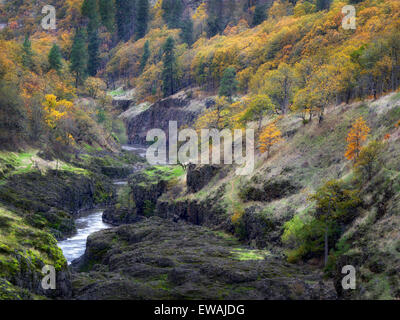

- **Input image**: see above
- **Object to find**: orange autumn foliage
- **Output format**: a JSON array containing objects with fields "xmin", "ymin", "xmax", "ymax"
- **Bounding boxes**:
[
  {"xmin": 259, "ymin": 122, "xmax": 283, "ymax": 158},
  {"xmin": 345, "ymin": 117, "xmax": 370, "ymax": 161}
]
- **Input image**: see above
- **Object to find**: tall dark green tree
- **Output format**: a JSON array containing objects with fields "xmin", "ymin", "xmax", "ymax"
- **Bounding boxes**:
[
  {"xmin": 82, "ymin": 0, "xmax": 101, "ymax": 76},
  {"xmin": 99, "ymin": 0, "xmax": 116, "ymax": 31},
  {"xmin": 206, "ymin": 0, "xmax": 224, "ymax": 37},
  {"xmin": 116, "ymin": 0, "xmax": 136, "ymax": 41},
  {"xmin": 161, "ymin": 37, "xmax": 178, "ymax": 97},
  {"xmin": 22, "ymin": 35, "xmax": 34, "ymax": 69},
  {"xmin": 316, "ymin": 0, "xmax": 332, "ymax": 11},
  {"xmin": 135, "ymin": 0, "xmax": 149, "ymax": 40},
  {"xmin": 82, "ymin": 0, "xmax": 97, "ymax": 19},
  {"xmin": 48, "ymin": 43, "xmax": 62, "ymax": 72},
  {"xmin": 140, "ymin": 40, "xmax": 150, "ymax": 73},
  {"xmin": 162, "ymin": 0, "xmax": 183, "ymax": 29},
  {"xmin": 70, "ymin": 29, "xmax": 88, "ymax": 87},
  {"xmin": 180, "ymin": 18, "xmax": 193, "ymax": 46},
  {"xmin": 87, "ymin": 18, "xmax": 101, "ymax": 76},
  {"xmin": 219, "ymin": 67, "xmax": 238, "ymax": 100},
  {"xmin": 252, "ymin": 4, "xmax": 267, "ymax": 27}
]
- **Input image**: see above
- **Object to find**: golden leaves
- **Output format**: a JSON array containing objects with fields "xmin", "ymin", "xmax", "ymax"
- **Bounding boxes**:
[
  {"xmin": 42, "ymin": 94, "xmax": 73, "ymax": 129},
  {"xmin": 345, "ymin": 117, "xmax": 370, "ymax": 161},
  {"xmin": 259, "ymin": 122, "xmax": 283, "ymax": 158}
]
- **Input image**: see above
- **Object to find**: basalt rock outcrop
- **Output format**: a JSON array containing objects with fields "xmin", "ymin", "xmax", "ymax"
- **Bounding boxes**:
[
  {"xmin": 71, "ymin": 217, "xmax": 336, "ymax": 300},
  {"xmin": 187, "ymin": 164, "xmax": 222, "ymax": 193},
  {"xmin": 0, "ymin": 171, "xmax": 114, "ymax": 216},
  {"xmin": 123, "ymin": 90, "xmax": 207, "ymax": 145},
  {"xmin": 102, "ymin": 166, "xmax": 183, "ymax": 225},
  {"xmin": 239, "ymin": 175, "xmax": 302, "ymax": 203}
]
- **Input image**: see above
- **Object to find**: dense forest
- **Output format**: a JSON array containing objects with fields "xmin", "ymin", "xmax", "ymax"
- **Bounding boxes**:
[
  {"xmin": 0, "ymin": 0, "xmax": 399, "ymax": 301},
  {"xmin": 1, "ymin": 0, "xmax": 400, "ymax": 147}
]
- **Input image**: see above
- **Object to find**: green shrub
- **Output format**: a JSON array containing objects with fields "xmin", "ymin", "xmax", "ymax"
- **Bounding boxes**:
[{"xmin": 282, "ymin": 179, "xmax": 361, "ymax": 263}]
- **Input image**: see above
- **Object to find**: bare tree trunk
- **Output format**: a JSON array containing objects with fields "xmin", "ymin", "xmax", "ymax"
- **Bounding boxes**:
[{"xmin": 324, "ymin": 226, "xmax": 328, "ymax": 267}]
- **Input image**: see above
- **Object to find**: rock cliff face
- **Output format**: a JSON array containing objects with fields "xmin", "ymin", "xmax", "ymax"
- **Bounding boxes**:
[
  {"xmin": 0, "ymin": 171, "xmax": 114, "ymax": 236},
  {"xmin": 187, "ymin": 164, "xmax": 222, "ymax": 193},
  {"xmin": 123, "ymin": 91, "xmax": 207, "ymax": 145}
]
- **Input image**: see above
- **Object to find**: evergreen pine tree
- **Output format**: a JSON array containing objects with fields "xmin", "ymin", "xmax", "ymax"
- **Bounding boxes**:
[
  {"xmin": 162, "ymin": 0, "xmax": 183, "ymax": 29},
  {"xmin": 82, "ymin": 0, "xmax": 97, "ymax": 20},
  {"xmin": 161, "ymin": 37, "xmax": 177, "ymax": 97},
  {"xmin": 116, "ymin": 0, "xmax": 136, "ymax": 41},
  {"xmin": 70, "ymin": 29, "xmax": 88, "ymax": 87},
  {"xmin": 206, "ymin": 0, "xmax": 224, "ymax": 37},
  {"xmin": 252, "ymin": 4, "xmax": 267, "ymax": 27},
  {"xmin": 82, "ymin": 0, "xmax": 101, "ymax": 76},
  {"xmin": 140, "ymin": 40, "xmax": 150, "ymax": 73},
  {"xmin": 135, "ymin": 0, "xmax": 149, "ymax": 40},
  {"xmin": 180, "ymin": 18, "xmax": 193, "ymax": 46},
  {"xmin": 219, "ymin": 67, "xmax": 238, "ymax": 100},
  {"xmin": 316, "ymin": 0, "xmax": 332, "ymax": 11},
  {"xmin": 22, "ymin": 35, "xmax": 34, "ymax": 69},
  {"xmin": 99, "ymin": 0, "xmax": 115, "ymax": 31},
  {"xmin": 87, "ymin": 18, "xmax": 101, "ymax": 76},
  {"xmin": 48, "ymin": 43, "xmax": 62, "ymax": 72}
]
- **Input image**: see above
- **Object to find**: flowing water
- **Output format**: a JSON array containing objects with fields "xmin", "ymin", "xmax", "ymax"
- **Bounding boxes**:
[
  {"xmin": 122, "ymin": 144, "xmax": 147, "ymax": 158},
  {"xmin": 58, "ymin": 210, "xmax": 111, "ymax": 264},
  {"xmin": 58, "ymin": 145, "xmax": 147, "ymax": 264}
]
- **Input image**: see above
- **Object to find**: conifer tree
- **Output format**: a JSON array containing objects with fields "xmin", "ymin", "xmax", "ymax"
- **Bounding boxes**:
[
  {"xmin": 180, "ymin": 18, "xmax": 193, "ymax": 46},
  {"xmin": 116, "ymin": 0, "xmax": 136, "ymax": 41},
  {"xmin": 161, "ymin": 37, "xmax": 177, "ymax": 97},
  {"xmin": 162, "ymin": 0, "xmax": 183, "ymax": 29},
  {"xmin": 48, "ymin": 43, "xmax": 62, "ymax": 72},
  {"xmin": 99, "ymin": 0, "xmax": 115, "ymax": 31},
  {"xmin": 140, "ymin": 40, "xmax": 150, "ymax": 73},
  {"xmin": 82, "ymin": 0, "xmax": 101, "ymax": 76},
  {"xmin": 135, "ymin": 0, "xmax": 149, "ymax": 40},
  {"xmin": 316, "ymin": 0, "xmax": 331, "ymax": 11},
  {"xmin": 252, "ymin": 4, "xmax": 267, "ymax": 27},
  {"xmin": 22, "ymin": 35, "xmax": 34, "ymax": 69},
  {"xmin": 206, "ymin": 0, "xmax": 224, "ymax": 37},
  {"xmin": 87, "ymin": 18, "xmax": 101, "ymax": 76},
  {"xmin": 82, "ymin": 0, "xmax": 97, "ymax": 19},
  {"xmin": 70, "ymin": 29, "xmax": 88, "ymax": 87},
  {"xmin": 219, "ymin": 67, "xmax": 238, "ymax": 101}
]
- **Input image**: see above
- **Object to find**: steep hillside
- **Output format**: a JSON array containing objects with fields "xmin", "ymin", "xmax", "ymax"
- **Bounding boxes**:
[{"xmin": 105, "ymin": 92, "xmax": 400, "ymax": 299}]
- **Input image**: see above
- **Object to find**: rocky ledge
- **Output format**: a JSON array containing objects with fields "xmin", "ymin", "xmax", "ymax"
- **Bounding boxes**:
[
  {"xmin": 123, "ymin": 90, "xmax": 207, "ymax": 145},
  {"xmin": 71, "ymin": 217, "xmax": 336, "ymax": 300}
]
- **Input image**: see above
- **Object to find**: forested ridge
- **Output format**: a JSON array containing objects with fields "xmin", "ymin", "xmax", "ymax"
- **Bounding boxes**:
[{"xmin": 0, "ymin": 0, "xmax": 399, "ymax": 300}]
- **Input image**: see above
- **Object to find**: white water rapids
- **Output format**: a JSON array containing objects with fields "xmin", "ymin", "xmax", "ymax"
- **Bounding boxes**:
[{"xmin": 58, "ymin": 145, "xmax": 146, "ymax": 264}]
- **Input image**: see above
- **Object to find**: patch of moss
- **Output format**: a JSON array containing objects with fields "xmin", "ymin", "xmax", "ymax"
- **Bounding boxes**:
[
  {"xmin": 0, "ymin": 206, "xmax": 67, "ymax": 287},
  {"xmin": 230, "ymin": 248, "xmax": 269, "ymax": 261},
  {"xmin": 143, "ymin": 165, "xmax": 185, "ymax": 181},
  {"xmin": 0, "ymin": 278, "xmax": 34, "ymax": 300}
]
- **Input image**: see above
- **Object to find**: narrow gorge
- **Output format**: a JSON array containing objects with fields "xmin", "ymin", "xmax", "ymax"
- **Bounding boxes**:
[{"xmin": 1, "ymin": 0, "xmax": 399, "ymax": 302}]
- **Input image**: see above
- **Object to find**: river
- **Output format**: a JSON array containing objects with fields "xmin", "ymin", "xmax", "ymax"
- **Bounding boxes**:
[
  {"xmin": 57, "ymin": 210, "xmax": 111, "ymax": 264},
  {"xmin": 58, "ymin": 144, "xmax": 147, "ymax": 264}
]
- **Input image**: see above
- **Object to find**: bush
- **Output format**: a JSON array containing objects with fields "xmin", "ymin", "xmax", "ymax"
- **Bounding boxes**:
[
  {"xmin": 354, "ymin": 140, "xmax": 384, "ymax": 181},
  {"xmin": 282, "ymin": 179, "xmax": 361, "ymax": 263}
]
